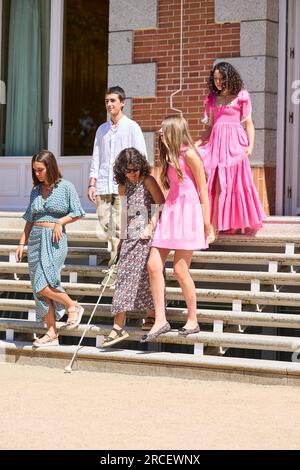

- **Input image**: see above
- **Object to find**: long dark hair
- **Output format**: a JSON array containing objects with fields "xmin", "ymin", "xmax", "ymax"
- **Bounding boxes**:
[
  {"xmin": 32, "ymin": 150, "xmax": 62, "ymax": 187},
  {"xmin": 208, "ymin": 62, "xmax": 244, "ymax": 95},
  {"xmin": 113, "ymin": 147, "xmax": 150, "ymax": 185}
]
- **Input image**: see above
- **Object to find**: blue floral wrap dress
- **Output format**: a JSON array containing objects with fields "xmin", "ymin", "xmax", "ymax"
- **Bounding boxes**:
[{"xmin": 23, "ymin": 179, "xmax": 85, "ymax": 321}]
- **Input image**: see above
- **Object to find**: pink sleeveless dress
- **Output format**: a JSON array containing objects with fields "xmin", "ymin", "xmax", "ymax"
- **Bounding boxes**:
[
  {"xmin": 198, "ymin": 90, "xmax": 265, "ymax": 231},
  {"xmin": 152, "ymin": 146, "xmax": 208, "ymax": 250}
]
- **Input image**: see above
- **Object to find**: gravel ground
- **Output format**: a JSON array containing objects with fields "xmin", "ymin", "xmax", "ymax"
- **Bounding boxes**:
[{"xmin": 1, "ymin": 362, "xmax": 300, "ymax": 450}]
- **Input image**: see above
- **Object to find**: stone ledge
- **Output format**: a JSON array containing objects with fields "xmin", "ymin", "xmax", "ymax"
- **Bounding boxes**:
[
  {"xmin": 108, "ymin": 31, "xmax": 133, "ymax": 65},
  {"xmin": 215, "ymin": 0, "xmax": 278, "ymax": 23},
  {"xmin": 1, "ymin": 301, "xmax": 300, "ymax": 329},
  {"xmin": 109, "ymin": 0, "xmax": 157, "ymax": 32},
  {"xmin": 2, "ymin": 279, "xmax": 300, "ymax": 306},
  {"xmin": 2, "ymin": 261, "xmax": 300, "ymax": 286},
  {"xmin": 241, "ymin": 20, "xmax": 278, "ymax": 57},
  {"xmin": 3, "ymin": 320, "xmax": 300, "ymax": 351},
  {"xmin": 108, "ymin": 63, "xmax": 157, "ymax": 98},
  {"xmin": 1, "ymin": 341, "xmax": 299, "ymax": 385}
]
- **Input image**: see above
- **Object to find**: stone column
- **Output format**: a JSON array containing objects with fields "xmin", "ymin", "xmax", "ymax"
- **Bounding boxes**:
[{"xmin": 108, "ymin": 0, "xmax": 158, "ymax": 164}]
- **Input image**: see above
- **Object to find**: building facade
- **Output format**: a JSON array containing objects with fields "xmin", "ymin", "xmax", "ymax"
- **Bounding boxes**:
[{"xmin": 0, "ymin": 0, "xmax": 299, "ymax": 215}]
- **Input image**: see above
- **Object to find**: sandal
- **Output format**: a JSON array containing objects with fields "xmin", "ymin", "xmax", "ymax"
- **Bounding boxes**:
[
  {"xmin": 33, "ymin": 332, "xmax": 59, "ymax": 348},
  {"xmin": 64, "ymin": 302, "xmax": 84, "ymax": 330},
  {"xmin": 142, "ymin": 316, "xmax": 155, "ymax": 331},
  {"xmin": 101, "ymin": 327, "xmax": 129, "ymax": 348}
]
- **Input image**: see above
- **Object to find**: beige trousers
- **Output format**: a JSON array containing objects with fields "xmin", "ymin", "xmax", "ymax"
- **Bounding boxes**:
[{"xmin": 96, "ymin": 194, "xmax": 121, "ymax": 266}]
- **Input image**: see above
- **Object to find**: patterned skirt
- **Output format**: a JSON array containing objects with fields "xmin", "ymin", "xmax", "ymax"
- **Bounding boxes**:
[
  {"xmin": 28, "ymin": 226, "xmax": 67, "ymax": 321},
  {"xmin": 111, "ymin": 237, "xmax": 154, "ymax": 316}
]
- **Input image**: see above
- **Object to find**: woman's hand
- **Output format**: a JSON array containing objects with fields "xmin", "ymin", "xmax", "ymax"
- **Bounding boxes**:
[
  {"xmin": 204, "ymin": 223, "xmax": 212, "ymax": 240},
  {"xmin": 52, "ymin": 223, "xmax": 63, "ymax": 243},
  {"xmin": 140, "ymin": 223, "xmax": 153, "ymax": 240},
  {"xmin": 245, "ymin": 146, "xmax": 253, "ymax": 157},
  {"xmin": 16, "ymin": 245, "xmax": 24, "ymax": 262}
]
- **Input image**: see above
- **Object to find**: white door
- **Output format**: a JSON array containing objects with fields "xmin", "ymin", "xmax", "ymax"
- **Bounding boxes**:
[{"xmin": 284, "ymin": 0, "xmax": 300, "ymax": 215}]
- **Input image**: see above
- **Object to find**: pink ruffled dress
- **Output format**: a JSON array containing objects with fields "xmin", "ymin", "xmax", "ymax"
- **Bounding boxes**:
[
  {"xmin": 198, "ymin": 90, "xmax": 265, "ymax": 231},
  {"xmin": 152, "ymin": 146, "xmax": 208, "ymax": 250}
]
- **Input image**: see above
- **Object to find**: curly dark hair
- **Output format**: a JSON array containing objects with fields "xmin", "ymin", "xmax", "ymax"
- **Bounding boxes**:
[
  {"xmin": 113, "ymin": 147, "xmax": 150, "ymax": 185},
  {"xmin": 208, "ymin": 62, "xmax": 244, "ymax": 95}
]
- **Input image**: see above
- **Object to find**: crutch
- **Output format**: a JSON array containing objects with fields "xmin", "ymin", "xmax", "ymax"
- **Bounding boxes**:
[{"xmin": 64, "ymin": 256, "xmax": 119, "ymax": 373}]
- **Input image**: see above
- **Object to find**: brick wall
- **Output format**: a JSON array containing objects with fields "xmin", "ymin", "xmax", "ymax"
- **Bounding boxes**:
[{"xmin": 132, "ymin": 0, "xmax": 240, "ymax": 165}]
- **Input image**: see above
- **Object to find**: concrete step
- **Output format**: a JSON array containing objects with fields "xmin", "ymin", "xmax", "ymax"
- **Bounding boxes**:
[
  {"xmin": 1, "ymin": 339, "xmax": 300, "ymax": 384},
  {"xmin": 264, "ymin": 216, "xmax": 300, "ymax": 224},
  {"xmin": 1, "ymin": 261, "xmax": 300, "ymax": 285},
  {"xmin": 1, "ymin": 319, "xmax": 300, "ymax": 352},
  {"xmin": 2, "ymin": 222, "xmax": 300, "ymax": 246},
  {"xmin": 1, "ymin": 279, "xmax": 300, "ymax": 306},
  {"xmin": 2, "ymin": 244, "xmax": 300, "ymax": 267},
  {"xmin": 0, "ymin": 245, "xmax": 110, "ymax": 265},
  {"xmin": 0, "ymin": 211, "xmax": 98, "ymax": 230},
  {"xmin": 1, "ymin": 299, "xmax": 300, "ymax": 329},
  {"xmin": 0, "ymin": 228, "xmax": 105, "ymax": 243},
  {"xmin": 190, "ymin": 251, "xmax": 300, "ymax": 266}
]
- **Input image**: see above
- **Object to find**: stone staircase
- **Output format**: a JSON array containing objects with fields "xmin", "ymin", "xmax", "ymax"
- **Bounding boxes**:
[{"xmin": 1, "ymin": 212, "xmax": 300, "ymax": 384}]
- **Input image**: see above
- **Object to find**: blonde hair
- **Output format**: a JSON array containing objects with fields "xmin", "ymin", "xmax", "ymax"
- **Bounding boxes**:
[{"xmin": 159, "ymin": 115, "xmax": 199, "ymax": 190}]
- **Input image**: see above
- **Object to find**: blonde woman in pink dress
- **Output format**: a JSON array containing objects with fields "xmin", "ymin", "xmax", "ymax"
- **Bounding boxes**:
[
  {"xmin": 141, "ymin": 115, "xmax": 211, "ymax": 342},
  {"xmin": 197, "ymin": 62, "xmax": 265, "ymax": 239}
]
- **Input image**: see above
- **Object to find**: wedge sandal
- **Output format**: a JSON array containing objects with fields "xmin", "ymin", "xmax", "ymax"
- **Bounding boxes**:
[
  {"xmin": 64, "ymin": 302, "xmax": 84, "ymax": 330},
  {"xmin": 33, "ymin": 333, "xmax": 59, "ymax": 348}
]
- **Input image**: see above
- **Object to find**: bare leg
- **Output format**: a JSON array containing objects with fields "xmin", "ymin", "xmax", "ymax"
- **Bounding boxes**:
[
  {"xmin": 145, "ymin": 309, "xmax": 155, "ymax": 318},
  {"xmin": 211, "ymin": 173, "xmax": 220, "ymax": 239},
  {"xmin": 43, "ymin": 300, "xmax": 57, "ymax": 337},
  {"xmin": 147, "ymin": 247, "xmax": 170, "ymax": 334},
  {"xmin": 38, "ymin": 286, "xmax": 75, "ymax": 310},
  {"xmin": 142, "ymin": 308, "xmax": 155, "ymax": 330},
  {"xmin": 113, "ymin": 311, "xmax": 126, "ymax": 329},
  {"xmin": 173, "ymin": 250, "xmax": 198, "ymax": 329},
  {"xmin": 33, "ymin": 298, "xmax": 58, "ymax": 345},
  {"xmin": 37, "ymin": 285, "xmax": 81, "ymax": 324}
]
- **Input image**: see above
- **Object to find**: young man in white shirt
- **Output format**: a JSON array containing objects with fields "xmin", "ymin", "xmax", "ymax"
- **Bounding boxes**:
[{"xmin": 88, "ymin": 86, "xmax": 147, "ymax": 267}]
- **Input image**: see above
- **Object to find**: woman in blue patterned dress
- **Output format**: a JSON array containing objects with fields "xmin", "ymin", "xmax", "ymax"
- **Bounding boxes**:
[{"xmin": 16, "ymin": 150, "xmax": 85, "ymax": 347}]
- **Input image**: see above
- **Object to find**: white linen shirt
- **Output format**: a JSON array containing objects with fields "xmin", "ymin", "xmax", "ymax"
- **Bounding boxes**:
[{"xmin": 89, "ymin": 115, "xmax": 148, "ymax": 195}]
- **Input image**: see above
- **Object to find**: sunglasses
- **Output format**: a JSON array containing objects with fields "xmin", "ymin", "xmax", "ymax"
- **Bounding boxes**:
[{"xmin": 125, "ymin": 168, "xmax": 140, "ymax": 173}]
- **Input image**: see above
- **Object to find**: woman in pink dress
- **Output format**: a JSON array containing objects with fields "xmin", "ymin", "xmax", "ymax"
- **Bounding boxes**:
[
  {"xmin": 141, "ymin": 115, "xmax": 211, "ymax": 342},
  {"xmin": 197, "ymin": 62, "xmax": 265, "ymax": 238}
]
